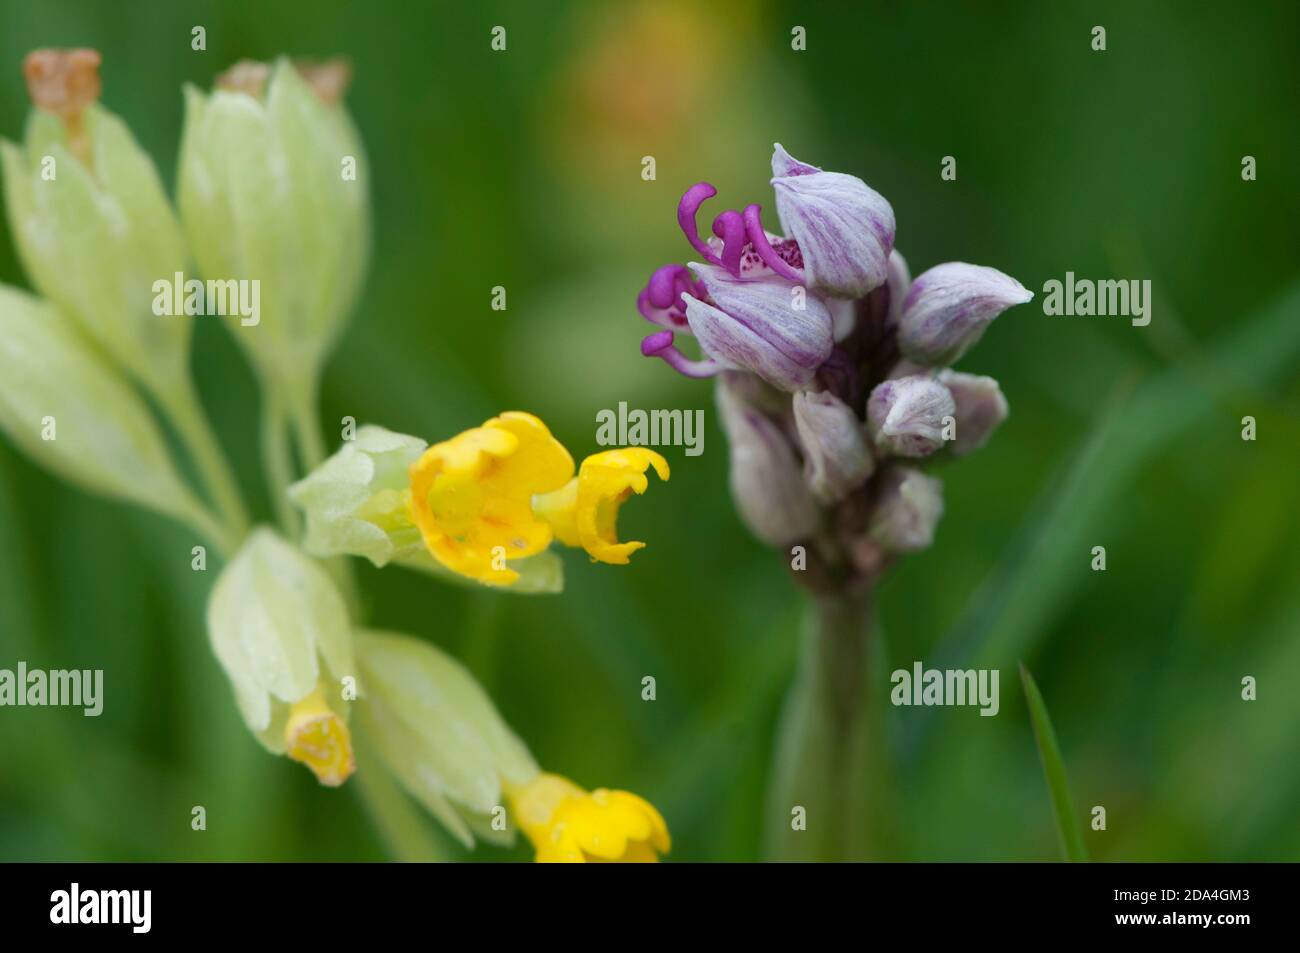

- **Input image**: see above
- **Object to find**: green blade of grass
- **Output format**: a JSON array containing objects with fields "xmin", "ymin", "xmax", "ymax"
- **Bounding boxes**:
[{"xmin": 1020, "ymin": 662, "xmax": 1088, "ymax": 862}]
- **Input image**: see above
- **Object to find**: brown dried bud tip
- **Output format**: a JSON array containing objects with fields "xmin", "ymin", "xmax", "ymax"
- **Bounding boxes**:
[
  {"xmin": 23, "ymin": 48, "xmax": 102, "ymax": 122},
  {"xmin": 216, "ymin": 59, "xmax": 271, "ymax": 98},
  {"xmin": 294, "ymin": 58, "xmax": 352, "ymax": 104}
]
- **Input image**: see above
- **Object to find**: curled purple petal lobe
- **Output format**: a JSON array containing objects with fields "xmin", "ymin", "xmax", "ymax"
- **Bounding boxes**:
[
  {"xmin": 638, "ymin": 263, "xmax": 700, "ymax": 330},
  {"xmin": 678, "ymin": 182, "xmax": 724, "ymax": 265},
  {"xmin": 641, "ymin": 330, "xmax": 719, "ymax": 379},
  {"xmin": 742, "ymin": 203, "xmax": 804, "ymax": 283}
]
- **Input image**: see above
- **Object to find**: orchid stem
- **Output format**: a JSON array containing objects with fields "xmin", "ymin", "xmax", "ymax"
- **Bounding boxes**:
[{"xmin": 762, "ymin": 585, "xmax": 890, "ymax": 861}]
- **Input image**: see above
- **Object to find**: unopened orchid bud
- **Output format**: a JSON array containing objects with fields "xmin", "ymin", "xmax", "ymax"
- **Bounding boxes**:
[
  {"xmin": 897, "ymin": 262, "xmax": 1033, "ymax": 366},
  {"xmin": 884, "ymin": 249, "xmax": 911, "ymax": 329},
  {"xmin": 867, "ymin": 375, "xmax": 955, "ymax": 457},
  {"xmin": 684, "ymin": 263, "xmax": 833, "ymax": 392},
  {"xmin": 770, "ymin": 143, "xmax": 896, "ymax": 299},
  {"xmin": 869, "ymin": 467, "xmax": 944, "ymax": 553},
  {"xmin": 178, "ymin": 57, "xmax": 369, "ymax": 403},
  {"xmin": 792, "ymin": 389, "xmax": 873, "ymax": 504},
  {"xmin": 938, "ymin": 370, "xmax": 1008, "ymax": 456},
  {"xmin": 716, "ymin": 374, "xmax": 819, "ymax": 547}
]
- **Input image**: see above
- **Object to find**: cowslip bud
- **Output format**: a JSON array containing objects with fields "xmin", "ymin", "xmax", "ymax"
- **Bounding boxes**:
[
  {"xmin": 288, "ymin": 425, "xmax": 428, "ymax": 567},
  {"xmin": 206, "ymin": 528, "xmax": 357, "ymax": 786},
  {"xmin": 1, "ymin": 49, "xmax": 191, "ymax": 400},
  {"xmin": 354, "ymin": 629, "xmax": 538, "ymax": 848},
  {"xmin": 178, "ymin": 58, "xmax": 369, "ymax": 402}
]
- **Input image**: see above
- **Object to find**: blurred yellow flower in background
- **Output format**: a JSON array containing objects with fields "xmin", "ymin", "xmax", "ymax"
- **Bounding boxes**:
[{"xmin": 507, "ymin": 772, "xmax": 671, "ymax": 863}]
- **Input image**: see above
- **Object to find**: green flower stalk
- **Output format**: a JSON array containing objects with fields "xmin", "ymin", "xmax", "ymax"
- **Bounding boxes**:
[{"xmin": 0, "ymin": 49, "xmax": 247, "ymax": 536}]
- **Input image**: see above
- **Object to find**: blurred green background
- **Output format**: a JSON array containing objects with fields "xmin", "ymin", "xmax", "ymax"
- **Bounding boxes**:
[{"xmin": 1, "ymin": 0, "xmax": 1297, "ymax": 861}]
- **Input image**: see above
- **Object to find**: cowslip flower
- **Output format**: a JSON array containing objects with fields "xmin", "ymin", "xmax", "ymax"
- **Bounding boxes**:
[
  {"xmin": 505, "ymin": 772, "xmax": 671, "ymax": 863},
  {"xmin": 177, "ymin": 56, "xmax": 369, "ymax": 406},
  {"xmin": 407, "ymin": 412, "xmax": 573, "ymax": 586},
  {"xmin": 290, "ymin": 412, "xmax": 669, "ymax": 589},
  {"xmin": 206, "ymin": 528, "xmax": 357, "ymax": 786}
]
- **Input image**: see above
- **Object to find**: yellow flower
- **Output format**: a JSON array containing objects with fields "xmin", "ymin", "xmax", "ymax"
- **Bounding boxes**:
[
  {"xmin": 408, "ymin": 412, "xmax": 574, "ymax": 586},
  {"xmin": 283, "ymin": 686, "xmax": 355, "ymax": 787},
  {"xmin": 534, "ymin": 448, "xmax": 669, "ymax": 564},
  {"xmin": 506, "ymin": 772, "xmax": 670, "ymax": 863}
]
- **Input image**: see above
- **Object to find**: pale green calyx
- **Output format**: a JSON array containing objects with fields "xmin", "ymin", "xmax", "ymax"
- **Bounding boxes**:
[
  {"xmin": 0, "ymin": 105, "xmax": 191, "ymax": 398},
  {"xmin": 354, "ymin": 629, "xmax": 539, "ymax": 848},
  {"xmin": 0, "ymin": 284, "xmax": 206, "ymax": 524},
  {"xmin": 206, "ymin": 527, "xmax": 356, "ymax": 752},
  {"xmin": 177, "ymin": 57, "xmax": 371, "ymax": 399},
  {"xmin": 287, "ymin": 424, "xmax": 428, "ymax": 566}
]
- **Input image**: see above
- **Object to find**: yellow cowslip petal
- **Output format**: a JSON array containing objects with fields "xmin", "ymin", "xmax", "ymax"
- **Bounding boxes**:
[
  {"xmin": 573, "ymin": 448, "xmax": 670, "ymax": 565},
  {"xmin": 594, "ymin": 841, "xmax": 659, "ymax": 863},
  {"xmin": 531, "ymin": 478, "xmax": 580, "ymax": 547},
  {"xmin": 564, "ymin": 789, "xmax": 652, "ymax": 859},
  {"xmin": 480, "ymin": 412, "xmax": 575, "ymax": 499},
  {"xmin": 505, "ymin": 772, "xmax": 584, "ymax": 844},
  {"xmin": 283, "ymin": 687, "xmax": 355, "ymax": 787},
  {"xmin": 407, "ymin": 413, "xmax": 574, "ymax": 586},
  {"xmin": 604, "ymin": 789, "xmax": 672, "ymax": 853},
  {"xmin": 534, "ymin": 835, "xmax": 585, "ymax": 863},
  {"xmin": 505, "ymin": 771, "xmax": 670, "ymax": 863}
]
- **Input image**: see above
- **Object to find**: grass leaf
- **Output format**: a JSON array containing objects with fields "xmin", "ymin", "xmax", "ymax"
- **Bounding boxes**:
[{"xmin": 1020, "ymin": 663, "xmax": 1087, "ymax": 862}]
